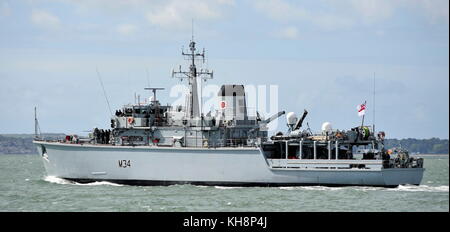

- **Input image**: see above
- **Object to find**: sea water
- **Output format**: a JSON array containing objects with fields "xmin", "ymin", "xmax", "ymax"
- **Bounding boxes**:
[{"xmin": 0, "ymin": 154, "xmax": 448, "ymax": 212}]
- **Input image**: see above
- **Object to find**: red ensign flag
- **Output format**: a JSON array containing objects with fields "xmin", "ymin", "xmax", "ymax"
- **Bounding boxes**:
[{"xmin": 357, "ymin": 103, "xmax": 366, "ymax": 117}]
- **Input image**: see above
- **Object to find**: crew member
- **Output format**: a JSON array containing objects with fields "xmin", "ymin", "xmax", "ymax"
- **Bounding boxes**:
[
  {"xmin": 105, "ymin": 130, "xmax": 110, "ymax": 144},
  {"xmin": 93, "ymin": 128, "xmax": 99, "ymax": 144},
  {"xmin": 100, "ymin": 129, "xmax": 105, "ymax": 144}
]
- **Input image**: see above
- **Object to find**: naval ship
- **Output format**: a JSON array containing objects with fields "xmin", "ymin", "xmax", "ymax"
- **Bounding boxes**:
[{"xmin": 33, "ymin": 38, "xmax": 424, "ymax": 187}]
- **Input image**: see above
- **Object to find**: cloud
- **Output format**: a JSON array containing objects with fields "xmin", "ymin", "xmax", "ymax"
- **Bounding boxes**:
[
  {"xmin": 253, "ymin": 0, "xmax": 354, "ymax": 30},
  {"xmin": 0, "ymin": 1, "xmax": 11, "ymax": 17},
  {"xmin": 411, "ymin": 0, "xmax": 449, "ymax": 24},
  {"xmin": 117, "ymin": 23, "xmax": 138, "ymax": 36},
  {"xmin": 31, "ymin": 9, "xmax": 61, "ymax": 29},
  {"xmin": 253, "ymin": 0, "xmax": 307, "ymax": 23},
  {"xmin": 217, "ymin": 0, "xmax": 235, "ymax": 5},
  {"xmin": 146, "ymin": 0, "xmax": 232, "ymax": 29},
  {"xmin": 375, "ymin": 29, "xmax": 385, "ymax": 37},
  {"xmin": 345, "ymin": 0, "xmax": 449, "ymax": 24},
  {"xmin": 47, "ymin": 0, "xmax": 233, "ymax": 30},
  {"xmin": 277, "ymin": 26, "xmax": 300, "ymax": 40},
  {"xmin": 47, "ymin": 0, "xmax": 235, "ymax": 30},
  {"xmin": 57, "ymin": 0, "xmax": 148, "ymax": 13},
  {"xmin": 345, "ymin": 0, "xmax": 395, "ymax": 23},
  {"xmin": 253, "ymin": 0, "xmax": 449, "ymax": 32}
]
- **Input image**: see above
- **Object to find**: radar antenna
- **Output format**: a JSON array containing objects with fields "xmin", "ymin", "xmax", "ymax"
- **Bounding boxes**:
[{"xmin": 144, "ymin": 87, "xmax": 165, "ymax": 103}]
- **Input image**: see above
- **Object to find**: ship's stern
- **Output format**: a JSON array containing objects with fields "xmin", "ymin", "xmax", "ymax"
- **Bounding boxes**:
[{"xmin": 381, "ymin": 168, "xmax": 425, "ymax": 187}]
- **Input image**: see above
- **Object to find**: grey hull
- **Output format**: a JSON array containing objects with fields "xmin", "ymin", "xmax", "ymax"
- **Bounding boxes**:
[{"xmin": 34, "ymin": 141, "xmax": 424, "ymax": 187}]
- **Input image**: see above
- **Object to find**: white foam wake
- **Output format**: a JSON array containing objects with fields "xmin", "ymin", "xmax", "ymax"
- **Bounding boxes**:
[
  {"xmin": 44, "ymin": 176, "xmax": 75, "ymax": 185},
  {"xmin": 75, "ymin": 181, "xmax": 124, "ymax": 187},
  {"xmin": 214, "ymin": 186, "xmax": 243, "ymax": 190},
  {"xmin": 388, "ymin": 185, "xmax": 449, "ymax": 193},
  {"xmin": 279, "ymin": 186, "xmax": 344, "ymax": 191},
  {"xmin": 279, "ymin": 185, "xmax": 449, "ymax": 192},
  {"xmin": 43, "ymin": 176, "xmax": 123, "ymax": 187}
]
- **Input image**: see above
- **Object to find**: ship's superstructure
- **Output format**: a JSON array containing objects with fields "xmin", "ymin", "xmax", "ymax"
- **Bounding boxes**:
[
  {"xmin": 109, "ymin": 39, "xmax": 273, "ymax": 148},
  {"xmin": 33, "ymin": 38, "xmax": 424, "ymax": 187}
]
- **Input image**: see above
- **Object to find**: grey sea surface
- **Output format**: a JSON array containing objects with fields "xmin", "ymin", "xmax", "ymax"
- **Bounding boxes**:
[{"xmin": 0, "ymin": 154, "xmax": 448, "ymax": 212}]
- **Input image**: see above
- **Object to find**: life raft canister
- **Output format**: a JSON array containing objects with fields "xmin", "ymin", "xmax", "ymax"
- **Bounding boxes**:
[{"xmin": 127, "ymin": 117, "xmax": 134, "ymax": 124}]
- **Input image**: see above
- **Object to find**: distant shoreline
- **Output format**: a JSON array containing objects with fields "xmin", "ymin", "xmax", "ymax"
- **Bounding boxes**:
[
  {"xmin": 0, "ymin": 152, "xmax": 449, "ymax": 157},
  {"xmin": 1, "ymin": 134, "xmax": 448, "ymax": 155},
  {"xmin": 411, "ymin": 154, "xmax": 449, "ymax": 156}
]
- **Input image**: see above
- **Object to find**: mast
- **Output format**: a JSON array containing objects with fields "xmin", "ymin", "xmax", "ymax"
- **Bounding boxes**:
[
  {"xmin": 361, "ymin": 100, "xmax": 367, "ymax": 128},
  {"xmin": 34, "ymin": 106, "xmax": 41, "ymax": 139},
  {"xmin": 373, "ymin": 72, "xmax": 376, "ymax": 132},
  {"xmin": 172, "ymin": 37, "xmax": 213, "ymax": 119}
]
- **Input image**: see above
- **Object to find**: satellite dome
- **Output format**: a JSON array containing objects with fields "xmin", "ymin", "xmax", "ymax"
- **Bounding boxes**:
[
  {"xmin": 321, "ymin": 122, "xmax": 333, "ymax": 133},
  {"xmin": 286, "ymin": 112, "xmax": 298, "ymax": 125}
]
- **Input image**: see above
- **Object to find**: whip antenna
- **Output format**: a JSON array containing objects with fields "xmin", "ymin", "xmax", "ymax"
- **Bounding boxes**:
[
  {"xmin": 96, "ymin": 67, "xmax": 113, "ymax": 116},
  {"xmin": 373, "ymin": 72, "xmax": 376, "ymax": 132},
  {"xmin": 146, "ymin": 68, "xmax": 151, "ymax": 87}
]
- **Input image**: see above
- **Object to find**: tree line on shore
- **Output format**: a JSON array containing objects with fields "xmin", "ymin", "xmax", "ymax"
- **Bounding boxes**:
[
  {"xmin": 0, "ymin": 134, "xmax": 64, "ymax": 154},
  {"xmin": 383, "ymin": 138, "xmax": 448, "ymax": 154}
]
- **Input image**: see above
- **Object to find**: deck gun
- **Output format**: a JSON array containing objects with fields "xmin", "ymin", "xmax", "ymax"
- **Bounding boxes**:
[
  {"xmin": 293, "ymin": 110, "xmax": 308, "ymax": 131},
  {"xmin": 262, "ymin": 111, "xmax": 286, "ymax": 124},
  {"xmin": 249, "ymin": 111, "xmax": 286, "ymax": 133}
]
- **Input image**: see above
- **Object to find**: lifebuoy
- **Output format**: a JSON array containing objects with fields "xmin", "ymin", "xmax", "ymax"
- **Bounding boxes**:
[
  {"xmin": 219, "ymin": 101, "xmax": 227, "ymax": 109},
  {"xmin": 127, "ymin": 117, "xmax": 134, "ymax": 124}
]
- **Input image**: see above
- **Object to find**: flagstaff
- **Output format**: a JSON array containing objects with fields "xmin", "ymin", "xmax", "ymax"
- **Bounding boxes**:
[{"xmin": 358, "ymin": 101, "xmax": 367, "ymax": 128}]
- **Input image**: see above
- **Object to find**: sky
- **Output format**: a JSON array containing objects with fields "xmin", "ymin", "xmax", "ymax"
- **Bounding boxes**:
[{"xmin": 0, "ymin": 0, "xmax": 448, "ymax": 139}]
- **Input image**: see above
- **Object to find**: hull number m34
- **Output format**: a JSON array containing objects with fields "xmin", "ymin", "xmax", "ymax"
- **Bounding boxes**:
[{"xmin": 118, "ymin": 160, "xmax": 131, "ymax": 168}]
